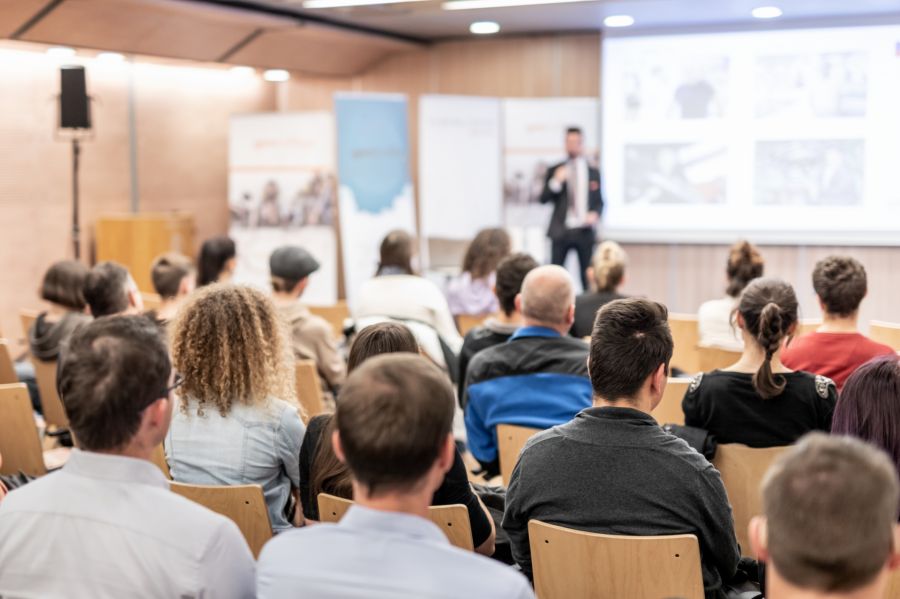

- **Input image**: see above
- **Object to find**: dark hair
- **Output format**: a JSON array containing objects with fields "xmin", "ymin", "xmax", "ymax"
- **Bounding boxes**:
[
  {"xmin": 737, "ymin": 278, "xmax": 799, "ymax": 399},
  {"xmin": 58, "ymin": 316, "xmax": 170, "ymax": 451},
  {"xmin": 812, "ymin": 256, "xmax": 867, "ymax": 317},
  {"xmin": 40, "ymin": 260, "xmax": 89, "ymax": 311},
  {"xmin": 832, "ymin": 355, "xmax": 900, "ymax": 483},
  {"xmin": 589, "ymin": 298, "xmax": 673, "ymax": 401},
  {"xmin": 566, "ymin": 126, "xmax": 583, "ymax": 137},
  {"xmin": 83, "ymin": 261, "xmax": 131, "ymax": 318},
  {"xmin": 462, "ymin": 228, "xmax": 511, "ymax": 280},
  {"xmin": 494, "ymin": 253, "xmax": 539, "ymax": 316},
  {"xmin": 335, "ymin": 354, "xmax": 455, "ymax": 495},
  {"xmin": 197, "ymin": 236, "xmax": 236, "ymax": 287},
  {"xmin": 376, "ymin": 230, "xmax": 414, "ymax": 276},
  {"xmin": 726, "ymin": 240, "xmax": 764, "ymax": 297},
  {"xmin": 151, "ymin": 253, "xmax": 193, "ymax": 299}
]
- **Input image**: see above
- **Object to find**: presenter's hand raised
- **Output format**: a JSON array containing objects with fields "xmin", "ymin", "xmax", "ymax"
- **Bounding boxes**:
[
  {"xmin": 553, "ymin": 164, "xmax": 568, "ymax": 183},
  {"xmin": 586, "ymin": 211, "xmax": 600, "ymax": 226}
]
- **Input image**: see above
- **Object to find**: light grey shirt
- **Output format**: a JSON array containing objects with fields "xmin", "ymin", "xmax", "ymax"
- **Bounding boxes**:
[
  {"xmin": 0, "ymin": 449, "xmax": 255, "ymax": 599},
  {"xmin": 257, "ymin": 505, "xmax": 534, "ymax": 599}
]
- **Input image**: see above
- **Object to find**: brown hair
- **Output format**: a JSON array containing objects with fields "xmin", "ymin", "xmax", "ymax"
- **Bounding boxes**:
[
  {"xmin": 495, "ymin": 253, "xmax": 539, "ymax": 317},
  {"xmin": 591, "ymin": 241, "xmax": 627, "ymax": 292},
  {"xmin": 737, "ymin": 278, "xmax": 799, "ymax": 399},
  {"xmin": 762, "ymin": 433, "xmax": 899, "ymax": 592},
  {"xmin": 83, "ymin": 261, "xmax": 131, "ymax": 318},
  {"xmin": 726, "ymin": 240, "xmax": 764, "ymax": 298},
  {"xmin": 170, "ymin": 284, "xmax": 294, "ymax": 417},
  {"xmin": 812, "ymin": 255, "xmax": 867, "ymax": 317},
  {"xmin": 151, "ymin": 253, "xmax": 193, "ymax": 300},
  {"xmin": 335, "ymin": 354, "xmax": 455, "ymax": 495},
  {"xmin": 376, "ymin": 230, "xmax": 414, "ymax": 276},
  {"xmin": 462, "ymin": 228, "xmax": 511, "ymax": 280},
  {"xmin": 40, "ymin": 260, "xmax": 89, "ymax": 311},
  {"xmin": 197, "ymin": 236, "xmax": 236, "ymax": 287}
]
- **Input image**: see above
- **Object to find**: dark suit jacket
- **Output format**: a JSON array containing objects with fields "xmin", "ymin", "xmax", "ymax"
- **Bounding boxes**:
[{"xmin": 539, "ymin": 160, "xmax": 603, "ymax": 240}]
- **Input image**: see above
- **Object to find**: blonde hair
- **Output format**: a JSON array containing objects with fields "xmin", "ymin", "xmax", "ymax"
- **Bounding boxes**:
[
  {"xmin": 591, "ymin": 241, "xmax": 627, "ymax": 292},
  {"xmin": 171, "ymin": 284, "xmax": 296, "ymax": 417}
]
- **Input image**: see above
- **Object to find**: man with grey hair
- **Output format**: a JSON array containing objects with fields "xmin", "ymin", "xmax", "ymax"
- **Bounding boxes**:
[{"xmin": 463, "ymin": 265, "xmax": 591, "ymax": 476}]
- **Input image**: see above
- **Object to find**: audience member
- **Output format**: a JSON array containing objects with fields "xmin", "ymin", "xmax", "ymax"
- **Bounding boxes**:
[
  {"xmin": 782, "ymin": 256, "xmax": 894, "ymax": 389},
  {"xmin": 502, "ymin": 298, "xmax": 740, "ymax": 598},
  {"xmin": 258, "ymin": 354, "xmax": 534, "ymax": 599},
  {"xmin": 0, "ymin": 316, "xmax": 255, "ymax": 597},
  {"xmin": 457, "ymin": 253, "xmax": 538, "ymax": 399},
  {"xmin": 698, "ymin": 240, "xmax": 764, "ymax": 350},
  {"xmin": 446, "ymin": 227, "xmax": 511, "ymax": 316},
  {"xmin": 464, "ymin": 265, "xmax": 591, "ymax": 476},
  {"xmin": 684, "ymin": 278, "xmax": 837, "ymax": 447},
  {"xmin": 166, "ymin": 285, "xmax": 305, "ymax": 532},
  {"xmin": 197, "ymin": 235, "xmax": 237, "ymax": 287},
  {"xmin": 0, "ymin": 452, "xmax": 7, "ymax": 504},
  {"xmin": 571, "ymin": 240, "xmax": 627, "ymax": 338},
  {"xmin": 149, "ymin": 252, "xmax": 195, "ymax": 325},
  {"xmin": 83, "ymin": 260, "xmax": 144, "ymax": 318},
  {"xmin": 299, "ymin": 322, "xmax": 496, "ymax": 555},
  {"xmin": 270, "ymin": 245, "xmax": 345, "ymax": 393},
  {"xmin": 751, "ymin": 433, "xmax": 900, "ymax": 599}
]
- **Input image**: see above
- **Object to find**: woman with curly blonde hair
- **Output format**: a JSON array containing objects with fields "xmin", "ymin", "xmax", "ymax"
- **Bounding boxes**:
[{"xmin": 165, "ymin": 284, "xmax": 305, "ymax": 532}]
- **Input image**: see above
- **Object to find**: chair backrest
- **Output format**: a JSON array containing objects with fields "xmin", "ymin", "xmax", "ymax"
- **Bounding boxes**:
[
  {"xmin": 0, "ymin": 383, "xmax": 48, "ymax": 477},
  {"xmin": 669, "ymin": 313, "xmax": 700, "ymax": 375},
  {"xmin": 457, "ymin": 313, "xmax": 489, "ymax": 336},
  {"xmin": 141, "ymin": 292, "xmax": 162, "ymax": 311},
  {"xmin": 31, "ymin": 358, "xmax": 69, "ymax": 430},
  {"xmin": 795, "ymin": 319, "xmax": 822, "ymax": 336},
  {"xmin": 317, "ymin": 493, "xmax": 474, "ymax": 551},
  {"xmin": 697, "ymin": 346, "xmax": 742, "ymax": 373},
  {"xmin": 295, "ymin": 360, "xmax": 325, "ymax": 423},
  {"xmin": 713, "ymin": 443, "xmax": 789, "ymax": 554},
  {"xmin": 871, "ymin": 321, "xmax": 900, "ymax": 351},
  {"xmin": 308, "ymin": 301, "xmax": 350, "ymax": 340},
  {"xmin": 19, "ymin": 309, "xmax": 38, "ymax": 343},
  {"xmin": 497, "ymin": 423, "xmax": 542, "ymax": 487},
  {"xmin": 0, "ymin": 339, "xmax": 18, "ymax": 385},
  {"xmin": 528, "ymin": 520, "xmax": 704, "ymax": 599},
  {"xmin": 169, "ymin": 482, "xmax": 272, "ymax": 558},
  {"xmin": 652, "ymin": 378, "xmax": 691, "ymax": 426},
  {"xmin": 151, "ymin": 444, "xmax": 171, "ymax": 479}
]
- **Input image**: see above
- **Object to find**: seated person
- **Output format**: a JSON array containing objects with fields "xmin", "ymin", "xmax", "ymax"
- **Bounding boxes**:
[
  {"xmin": 299, "ymin": 322, "xmax": 496, "ymax": 555},
  {"xmin": 148, "ymin": 252, "xmax": 195, "ymax": 325},
  {"xmin": 270, "ymin": 245, "xmax": 345, "ymax": 393},
  {"xmin": 571, "ymin": 240, "xmax": 627, "ymax": 338},
  {"xmin": 446, "ymin": 228, "xmax": 511, "ymax": 316},
  {"xmin": 502, "ymin": 298, "xmax": 739, "ymax": 598},
  {"xmin": 782, "ymin": 256, "xmax": 894, "ymax": 389},
  {"xmin": 684, "ymin": 278, "xmax": 837, "ymax": 447},
  {"xmin": 83, "ymin": 261, "xmax": 144, "ymax": 318},
  {"xmin": 464, "ymin": 265, "xmax": 591, "ymax": 476},
  {"xmin": 0, "ymin": 316, "xmax": 254, "ymax": 597},
  {"xmin": 751, "ymin": 433, "xmax": 900, "ymax": 599},
  {"xmin": 457, "ymin": 252, "xmax": 538, "ymax": 400},
  {"xmin": 196, "ymin": 235, "xmax": 236, "ymax": 287},
  {"xmin": 698, "ymin": 240, "xmax": 764, "ymax": 350},
  {"xmin": 166, "ymin": 285, "xmax": 305, "ymax": 532},
  {"xmin": 258, "ymin": 354, "xmax": 534, "ymax": 599}
]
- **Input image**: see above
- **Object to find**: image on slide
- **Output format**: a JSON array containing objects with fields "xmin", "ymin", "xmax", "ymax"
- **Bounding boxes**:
[
  {"xmin": 754, "ymin": 139, "xmax": 864, "ymax": 206},
  {"xmin": 624, "ymin": 142, "xmax": 727, "ymax": 204},
  {"xmin": 230, "ymin": 172, "xmax": 336, "ymax": 230},
  {"xmin": 623, "ymin": 56, "xmax": 729, "ymax": 121},
  {"xmin": 755, "ymin": 52, "xmax": 867, "ymax": 118}
]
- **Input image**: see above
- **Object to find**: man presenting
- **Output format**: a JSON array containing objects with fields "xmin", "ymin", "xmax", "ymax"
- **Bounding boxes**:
[{"xmin": 540, "ymin": 126, "xmax": 603, "ymax": 290}]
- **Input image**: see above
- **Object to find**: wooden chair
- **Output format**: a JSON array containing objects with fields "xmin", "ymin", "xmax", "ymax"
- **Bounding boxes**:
[
  {"xmin": 697, "ymin": 346, "xmax": 741, "ymax": 373},
  {"xmin": 497, "ymin": 423, "xmax": 541, "ymax": 487},
  {"xmin": 141, "ymin": 292, "xmax": 162, "ymax": 311},
  {"xmin": 317, "ymin": 493, "xmax": 474, "ymax": 551},
  {"xmin": 0, "ymin": 339, "xmax": 18, "ymax": 385},
  {"xmin": 795, "ymin": 319, "xmax": 821, "ymax": 336},
  {"xmin": 31, "ymin": 359, "xmax": 69, "ymax": 430},
  {"xmin": 713, "ymin": 443, "xmax": 789, "ymax": 554},
  {"xmin": 151, "ymin": 444, "xmax": 171, "ymax": 479},
  {"xmin": 19, "ymin": 309, "xmax": 38, "ymax": 343},
  {"xmin": 652, "ymin": 378, "xmax": 691, "ymax": 426},
  {"xmin": 295, "ymin": 360, "xmax": 326, "ymax": 423},
  {"xmin": 528, "ymin": 520, "xmax": 704, "ymax": 599},
  {"xmin": 308, "ymin": 301, "xmax": 350, "ymax": 340},
  {"xmin": 0, "ymin": 383, "xmax": 48, "ymax": 477},
  {"xmin": 669, "ymin": 313, "xmax": 700, "ymax": 375},
  {"xmin": 169, "ymin": 482, "xmax": 272, "ymax": 558},
  {"xmin": 457, "ymin": 314, "xmax": 489, "ymax": 336},
  {"xmin": 871, "ymin": 321, "xmax": 900, "ymax": 351}
]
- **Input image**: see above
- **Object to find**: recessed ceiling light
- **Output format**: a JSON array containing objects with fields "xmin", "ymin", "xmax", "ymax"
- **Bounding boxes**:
[
  {"xmin": 751, "ymin": 6, "xmax": 782, "ymax": 19},
  {"xmin": 304, "ymin": 0, "xmax": 428, "ymax": 8},
  {"xmin": 47, "ymin": 46, "xmax": 75, "ymax": 59},
  {"xmin": 230, "ymin": 66, "xmax": 255, "ymax": 76},
  {"xmin": 263, "ymin": 69, "xmax": 290, "ymax": 82},
  {"xmin": 97, "ymin": 52, "xmax": 125, "ymax": 63},
  {"xmin": 444, "ymin": 0, "xmax": 593, "ymax": 9},
  {"xmin": 604, "ymin": 14, "xmax": 634, "ymax": 27},
  {"xmin": 470, "ymin": 21, "xmax": 500, "ymax": 34}
]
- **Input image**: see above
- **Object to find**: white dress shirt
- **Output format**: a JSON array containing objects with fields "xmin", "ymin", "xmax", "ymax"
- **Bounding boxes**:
[
  {"xmin": 0, "ymin": 449, "xmax": 255, "ymax": 599},
  {"xmin": 698, "ymin": 296, "xmax": 744, "ymax": 351},
  {"xmin": 548, "ymin": 156, "xmax": 590, "ymax": 228},
  {"xmin": 257, "ymin": 505, "xmax": 534, "ymax": 599}
]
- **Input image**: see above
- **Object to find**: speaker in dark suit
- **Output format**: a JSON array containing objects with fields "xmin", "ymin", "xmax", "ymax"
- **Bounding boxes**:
[{"xmin": 539, "ymin": 127, "xmax": 603, "ymax": 289}]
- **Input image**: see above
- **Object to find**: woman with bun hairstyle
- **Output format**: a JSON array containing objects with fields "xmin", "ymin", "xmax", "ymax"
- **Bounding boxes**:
[
  {"xmin": 571, "ymin": 240, "xmax": 627, "ymax": 338},
  {"xmin": 683, "ymin": 278, "xmax": 837, "ymax": 447},
  {"xmin": 698, "ymin": 240, "xmax": 764, "ymax": 350}
]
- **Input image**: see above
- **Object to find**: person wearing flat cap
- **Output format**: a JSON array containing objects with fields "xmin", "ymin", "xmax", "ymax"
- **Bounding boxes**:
[{"xmin": 270, "ymin": 246, "xmax": 346, "ymax": 396}]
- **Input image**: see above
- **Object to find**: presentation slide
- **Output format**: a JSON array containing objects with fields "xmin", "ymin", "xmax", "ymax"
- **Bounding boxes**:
[{"xmin": 601, "ymin": 25, "xmax": 900, "ymax": 245}]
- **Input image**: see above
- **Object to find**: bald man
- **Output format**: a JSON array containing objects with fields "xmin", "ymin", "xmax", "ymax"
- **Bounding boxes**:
[{"xmin": 463, "ymin": 265, "xmax": 592, "ymax": 476}]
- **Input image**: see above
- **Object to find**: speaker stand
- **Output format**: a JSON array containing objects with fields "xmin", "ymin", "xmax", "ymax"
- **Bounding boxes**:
[{"xmin": 71, "ymin": 138, "xmax": 81, "ymax": 260}]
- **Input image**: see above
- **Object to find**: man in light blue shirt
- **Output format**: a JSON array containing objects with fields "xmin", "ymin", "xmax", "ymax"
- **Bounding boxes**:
[{"xmin": 257, "ymin": 354, "xmax": 534, "ymax": 599}]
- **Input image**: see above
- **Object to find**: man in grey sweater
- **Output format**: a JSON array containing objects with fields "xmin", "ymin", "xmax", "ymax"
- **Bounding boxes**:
[{"xmin": 502, "ymin": 298, "xmax": 740, "ymax": 599}]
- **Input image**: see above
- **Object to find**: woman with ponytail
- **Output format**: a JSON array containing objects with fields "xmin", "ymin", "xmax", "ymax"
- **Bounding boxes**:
[
  {"xmin": 683, "ymin": 278, "xmax": 837, "ymax": 447},
  {"xmin": 698, "ymin": 240, "xmax": 764, "ymax": 350},
  {"xmin": 572, "ymin": 241, "xmax": 628, "ymax": 338}
]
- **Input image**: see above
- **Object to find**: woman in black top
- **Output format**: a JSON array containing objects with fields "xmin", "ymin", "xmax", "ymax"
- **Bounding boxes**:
[
  {"xmin": 571, "ymin": 241, "xmax": 627, "ymax": 338},
  {"xmin": 683, "ymin": 278, "xmax": 837, "ymax": 447}
]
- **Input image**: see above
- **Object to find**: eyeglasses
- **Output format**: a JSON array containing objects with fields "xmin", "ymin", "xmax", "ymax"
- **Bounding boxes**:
[{"xmin": 166, "ymin": 373, "xmax": 184, "ymax": 395}]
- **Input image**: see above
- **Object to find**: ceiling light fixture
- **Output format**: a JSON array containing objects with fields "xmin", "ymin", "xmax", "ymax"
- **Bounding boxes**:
[
  {"xmin": 230, "ymin": 66, "xmax": 256, "ymax": 76},
  {"xmin": 751, "ymin": 6, "xmax": 782, "ymax": 19},
  {"xmin": 444, "ymin": 0, "xmax": 594, "ymax": 10},
  {"xmin": 46, "ymin": 46, "xmax": 76, "ymax": 59},
  {"xmin": 263, "ymin": 69, "xmax": 290, "ymax": 82},
  {"xmin": 603, "ymin": 14, "xmax": 634, "ymax": 27},
  {"xmin": 96, "ymin": 52, "xmax": 125, "ymax": 63},
  {"xmin": 304, "ymin": 0, "xmax": 428, "ymax": 9},
  {"xmin": 470, "ymin": 21, "xmax": 500, "ymax": 34}
]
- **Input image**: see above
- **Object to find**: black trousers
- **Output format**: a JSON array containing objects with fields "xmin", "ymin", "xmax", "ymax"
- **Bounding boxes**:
[{"xmin": 550, "ymin": 227, "xmax": 595, "ymax": 290}]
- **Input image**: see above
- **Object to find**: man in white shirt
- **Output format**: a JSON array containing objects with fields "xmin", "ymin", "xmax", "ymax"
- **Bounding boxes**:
[
  {"xmin": 257, "ymin": 354, "xmax": 534, "ymax": 599},
  {"xmin": 0, "ymin": 316, "xmax": 255, "ymax": 599}
]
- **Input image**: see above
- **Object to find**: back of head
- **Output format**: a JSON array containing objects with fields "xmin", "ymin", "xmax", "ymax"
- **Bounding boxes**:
[
  {"xmin": 590, "ymin": 298, "xmax": 673, "ymax": 402},
  {"xmin": 737, "ymin": 277, "xmax": 799, "ymax": 399},
  {"xmin": 347, "ymin": 322, "xmax": 419, "ymax": 372},
  {"xmin": 335, "ymin": 354, "xmax": 455, "ymax": 495},
  {"xmin": 58, "ymin": 316, "xmax": 170, "ymax": 451},
  {"xmin": 520, "ymin": 265, "xmax": 574, "ymax": 327},
  {"xmin": 377, "ymin": 230, "xmax": 414, "ymax": 276},
  {"xmin": 171, "ymin": 284, "xmax": 291, "ymax": 416},
  {"xmin": 83, "ymin": 261, "xmax": 130, "ymax": 318},
  {"xmin": 151, "ymin": 253, "xmax": 194, "ymax": 300},
  {"xmin": 591, "ymin": 241, "xmax": 627, "ymax": 293},
  {"xmin": 41, "ymin": 260, "xmax": 89, "ymax": 311},
  {"xmin": 495, "ymin": 253, "xmax": 539, "ymax": 317},
  {"xmin": 726, "ymin": 240, "xmax": 764, "ymax": 297},
  {"xmin": 462, "ymin": 228, "xmax": 511, "ymax": 280},
  {"xmin": 761, "ymin": 433, "xmax": 899, "ymax": 593},
  {"xmin": 197, "ymin": 236, "xmax": 236, "ymax": 287},
  {"xmin": 813, "ymin": 255, "xmax": 867, "ymax": 317}
]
